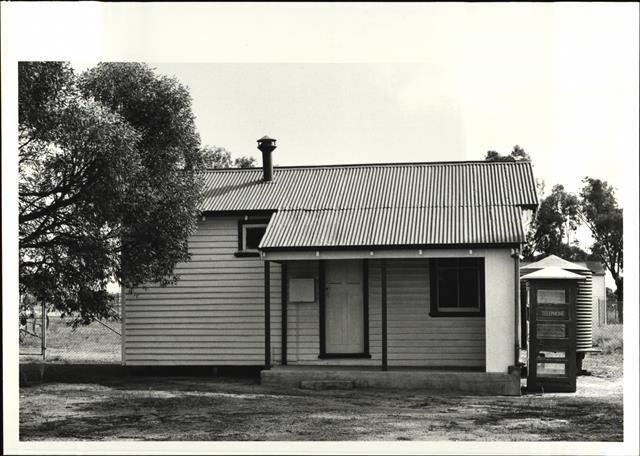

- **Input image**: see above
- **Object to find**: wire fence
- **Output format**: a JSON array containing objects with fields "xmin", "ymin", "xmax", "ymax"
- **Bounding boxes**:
[
  {"xmin": 19, "ymin": 299, "xmax": 622, "ymax": 362},
  {"xmin": 592, "ymin": 299, "xmax": 623, "ymax": 354},
  {"xmin": 593, "ymin": 298, "xmax": 623, "ymax": 326},
  {"xmin": 605, "ymin": 301, "xmax": 623, "ymax": 325},
  {"xmin": 19, "ymin": 306, "xmax": 122, "ymax": 364}
]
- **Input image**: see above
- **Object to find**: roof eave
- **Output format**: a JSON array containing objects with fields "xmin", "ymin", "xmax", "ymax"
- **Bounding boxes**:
[{"xmin": 260, "ymin": 242, "xmax": 522, "ymax": 252}]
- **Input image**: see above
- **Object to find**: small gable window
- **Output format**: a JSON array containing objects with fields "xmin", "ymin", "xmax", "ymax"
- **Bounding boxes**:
[
  {"xmin": 430, "ymin": 258, "xmax": 485, "ymax": 317},
  {"xmin": 235, "ymin": 220, "xmax": 268, "ymax": 257}
]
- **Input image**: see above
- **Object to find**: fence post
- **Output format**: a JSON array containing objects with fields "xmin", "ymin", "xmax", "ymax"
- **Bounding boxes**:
[
  {"xmin": 599, "ymin": 298, "xmax": 603, "ymax": 326},
  {"xmin": 618, "ymin": 301, "xmax": 623, "ymax": 324},
  {"xmin": 41, "ymin": 302, "xmax": 47, "ymax": 361}
]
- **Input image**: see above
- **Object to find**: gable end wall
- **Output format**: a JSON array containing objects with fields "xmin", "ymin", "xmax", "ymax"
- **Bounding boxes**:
[{"xmin": 122, "ymin": 216, "xmax": 281, "ymax": 366}]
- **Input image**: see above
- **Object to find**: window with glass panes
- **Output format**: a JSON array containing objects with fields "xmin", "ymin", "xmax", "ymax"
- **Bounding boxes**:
[
  {"xmin": 430, "ymin": 258, "xmax": 485, "ymax": 316},
  {"xmin": 236, "ymin": 220, "xmax": 269, "ymax": 257}
]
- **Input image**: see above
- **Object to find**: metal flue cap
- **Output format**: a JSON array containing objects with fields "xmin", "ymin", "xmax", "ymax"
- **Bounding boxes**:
[
  {"xmin": 257, "ymin": 135, "xmax": 276, "ymax": 182},
  {"xmin": 257, "ymin": 135, "xmax": 277, "ymax": 153}
]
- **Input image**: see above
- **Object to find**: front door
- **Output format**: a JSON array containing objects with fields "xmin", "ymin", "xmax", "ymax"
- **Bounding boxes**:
[{"xmin": 325, "ymin": 260, "xmax": 365, "ymax": 354}]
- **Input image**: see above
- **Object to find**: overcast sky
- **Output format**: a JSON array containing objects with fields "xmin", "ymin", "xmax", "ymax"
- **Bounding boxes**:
[
  {"xmin": 47, "ymin": 3, "xmax": 640, "ymax": 284},
  {"xmin": 69, "ymin": 4, "xmax": 638, "ymax": 278},
  {"xmin": 149, "ymin": 57, "xmax": 636, "ymax": 203},
  {"xmin": 139, "ymin": 6, "xmax": 638, "ymax": 204},
  {"xmin": 66, "ymin": 5, "xmax": 638, "ymax": 212}
]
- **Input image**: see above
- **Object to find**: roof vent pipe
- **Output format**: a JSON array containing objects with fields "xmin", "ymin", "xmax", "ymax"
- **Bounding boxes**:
[{"xmin": 257, "ymin": 135, "xmax": 276, "ymax": 182}]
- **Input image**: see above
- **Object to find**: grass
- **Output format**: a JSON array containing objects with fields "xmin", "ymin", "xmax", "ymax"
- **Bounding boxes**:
[
  {"xmin": 592, "ymin": 324, "xmax": 623, "ymax": 354},
  {"xmin": 19, "ymin": 353, "xmax": 623, "ymax": 441}
]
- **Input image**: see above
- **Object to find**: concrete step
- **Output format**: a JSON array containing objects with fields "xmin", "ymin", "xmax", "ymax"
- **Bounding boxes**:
[
  {"xmin": 261, "ymin": 368, "xmax": 522, "ymax": 395},
  {"xmin": 299, "ymin": 380, "xmax": 355, "ymax": 390}
]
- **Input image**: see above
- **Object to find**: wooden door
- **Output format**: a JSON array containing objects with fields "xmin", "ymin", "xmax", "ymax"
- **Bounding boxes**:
[{"xmin": 325, "ymin": 260, "xmax": 364, "ymax": 354}]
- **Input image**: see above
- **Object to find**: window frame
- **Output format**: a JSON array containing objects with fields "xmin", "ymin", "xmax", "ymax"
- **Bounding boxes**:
[
  {"xmin": 429, "ymin": 257, "xmax": 485, "ymax": 317},
  {"xmin": 235, "ymin": 219, "xmax": 269, "ymax": 257}
]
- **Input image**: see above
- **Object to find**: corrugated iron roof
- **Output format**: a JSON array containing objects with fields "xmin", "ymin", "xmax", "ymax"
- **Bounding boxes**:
[
  {"xmin": 199, "ymin": 161, "xmax": 538, "ymax": 249},
  {"xmin": 259, "ymin": 206, "xmax": 526, "ymax": 248},
  {"xmin": 200, "ymin": 161, "xmax": 538, "ymax": 212}
]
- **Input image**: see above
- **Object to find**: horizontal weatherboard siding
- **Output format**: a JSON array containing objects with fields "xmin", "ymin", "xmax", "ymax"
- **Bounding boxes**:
[
  {"xmin": 123, "ymin": 216, "xmax": 281, "ymax": 366},
  {"xmin": 284, "ymin": 259, "xmax": 485, "ymax": 368}
]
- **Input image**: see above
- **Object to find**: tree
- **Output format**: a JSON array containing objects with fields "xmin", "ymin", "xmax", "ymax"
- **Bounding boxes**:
[
  {"xmin": 579, "ymin": 178, "xmax": 623, "ymax": 303},
  {"xmin": 201, "ymin": 145, "xmax": 256, "ymax": 169},
  {"xmin": 233, "ymin": 155, "xmax": 257, "ymax": 169},
  {"xmin": 522, "ymin": 184, "xmax": 587, "ymax": 261},
  {"xmin": 19, "ymin": 62, "xmax": 204, "ymax": 326},
  {"xmin": 485, "ymin": 145, "xmax": 531, "ymax": 162}
]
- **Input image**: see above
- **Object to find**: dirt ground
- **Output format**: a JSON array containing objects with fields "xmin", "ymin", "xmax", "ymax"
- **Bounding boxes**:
[{"xmin": 19, "ymin": 353, "xmax": 623, "ymax": 441}]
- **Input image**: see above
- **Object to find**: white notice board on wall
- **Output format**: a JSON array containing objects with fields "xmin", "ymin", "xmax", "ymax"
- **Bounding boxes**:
[{"xmin": 289, "ymin": 278, "xmax": 315, "ymax": 302}]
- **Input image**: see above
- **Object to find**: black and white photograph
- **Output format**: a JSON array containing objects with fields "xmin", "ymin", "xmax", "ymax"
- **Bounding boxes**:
[{"xmin": 2, "ymin": 3, "xmax": 638, "ymax": 455}]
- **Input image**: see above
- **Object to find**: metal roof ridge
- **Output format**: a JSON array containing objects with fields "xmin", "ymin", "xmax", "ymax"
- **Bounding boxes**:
[
  {"xmin": 199, "ymin": 160, "xmax": 532, "ymax": 172},
  {"xmin": 274, "ymin": 204, "xmax": 525, "ymax": 212}
]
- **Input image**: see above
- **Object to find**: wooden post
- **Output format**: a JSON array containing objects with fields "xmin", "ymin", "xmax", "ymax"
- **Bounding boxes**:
[
  {"xmin": 381, "ymin": 259, "xmax": 388, "ymax": 371},
  {"xmin": 264, "ymin": 261, "xmax": 271, "ymax": 370},
  {"xmin": 363, "ymin": 259, "xmax": 369, "ymax": 356},
  {"xmin": 41, "ymin": 301, "xmax": 47, "ymax": 361},
  {"xmin": 318, "ymin": 260, "xmax": 326, "ymax": 358},
  {"xmin": 281, "ymin": 262, "xmax": 288, "ymax": 366}
]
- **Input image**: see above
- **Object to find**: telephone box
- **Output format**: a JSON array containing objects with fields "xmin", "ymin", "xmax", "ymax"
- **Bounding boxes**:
[{"xmin": 521, "ymin": 267, "xmax": 583, "ymax": 393}]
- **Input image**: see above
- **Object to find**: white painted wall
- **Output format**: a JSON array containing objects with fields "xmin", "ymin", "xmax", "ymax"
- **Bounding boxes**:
[{"xmin": 484, "ymin": 249, "xmax": 517, "ymax": 373}]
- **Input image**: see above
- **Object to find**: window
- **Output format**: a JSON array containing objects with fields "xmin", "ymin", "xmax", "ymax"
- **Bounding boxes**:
[
  {"xmin": 430, "ymin": 258, "xmax": 485, "ymax": 316},
  {"xmin": 235, "ymin": 220, "xmax": 268, "ymax": 257},
  {"xmin": 243, "ymin": 224, "xmax": 266, "ymax": 250}
]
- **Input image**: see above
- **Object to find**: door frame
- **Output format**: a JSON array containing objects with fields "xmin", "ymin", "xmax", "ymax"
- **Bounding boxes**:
[{"xmin": 318, "ymin": 259, "xmax": 371, "ymax": 359}]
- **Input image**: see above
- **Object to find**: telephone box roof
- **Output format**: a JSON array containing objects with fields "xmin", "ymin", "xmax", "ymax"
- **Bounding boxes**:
[
  {"xmin": 520, "ymin": 266, "xmax": 585, "ymax": 280},
  {"xmin": 520, "ymin": 254, "xmax": 589, "ymax": 271}
]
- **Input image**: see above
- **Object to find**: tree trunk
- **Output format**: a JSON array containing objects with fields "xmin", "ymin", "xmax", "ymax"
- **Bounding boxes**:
[{"xmin": 614, "ymin": 277, "xmax": 623, "ymax": 323}]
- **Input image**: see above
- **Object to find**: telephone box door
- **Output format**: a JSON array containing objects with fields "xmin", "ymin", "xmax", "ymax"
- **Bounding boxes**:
[{"xmin": 527, "ymin": 280, "xmax": 577, "ymax": 393}]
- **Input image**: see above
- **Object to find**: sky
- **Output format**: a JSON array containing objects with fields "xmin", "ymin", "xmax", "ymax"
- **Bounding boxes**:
[
  {"xmin": 67, "ymin": 5, "xmax": 638, "ymax": 289},
  {"xmin": 126, "ymin": 6, "xmax": 638, "ymax": 208},
  {"xmin": 145, "ymin": 60, "xmax": 635, "ymax": 201},
  {"xmin": 64, "ymin": 5, "xmax": 638, "ymax": 213}
]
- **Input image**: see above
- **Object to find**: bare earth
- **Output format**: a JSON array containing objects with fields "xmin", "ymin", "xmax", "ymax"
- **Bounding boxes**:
[{"xmin": 19, "ymin": 353, "xmax": 622, "ymax": 441}]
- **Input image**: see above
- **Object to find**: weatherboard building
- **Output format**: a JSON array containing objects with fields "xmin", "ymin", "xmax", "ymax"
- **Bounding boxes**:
[{"xmin": 121, "ymin": 136, "xmax": 539, "ymax": 395}]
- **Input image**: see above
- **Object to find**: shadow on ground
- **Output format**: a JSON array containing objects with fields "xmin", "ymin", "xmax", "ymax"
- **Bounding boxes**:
[{"xmin": 19, "ymin": 356, "xmax": 623, "ymax": 441}]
